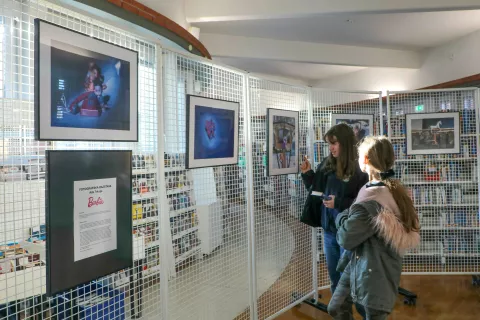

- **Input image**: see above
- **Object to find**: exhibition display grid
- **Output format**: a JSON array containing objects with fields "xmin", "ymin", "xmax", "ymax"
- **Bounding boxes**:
[
  {"xmin": 0, "ymin": 1, "xmax": 161, "ymax": 319},
  {"xmin": 387, "ymin": 89, "xmax": 480, "ymax": 274},
  {"xmin": 0, "ymin": 1, "xmax": 479, "ymax": 320}
]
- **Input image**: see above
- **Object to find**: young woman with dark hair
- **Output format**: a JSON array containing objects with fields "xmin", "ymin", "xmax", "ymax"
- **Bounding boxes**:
[
  {"xmin": 327, "ymin": 136, "xmax": 420, "ymax": 320},
  {"xmin": 300, "ymin": 124, "xmax": 368, "ymax": 306}
]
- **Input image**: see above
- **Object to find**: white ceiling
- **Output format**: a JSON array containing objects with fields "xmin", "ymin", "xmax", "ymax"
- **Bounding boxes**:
[
  {"xmin": 138, "ymin": 0, "xmax": 188, "ymax": 28},
  {"xmin": 214, "ymin": 57, "xmax": 365, "ymax": 82},
  {"xmin": 134, "ymin": 1, "xmax": 480, "ymax": 83},
  {"xmin": 213, "ymin": 57, "xmax": 365, "ymax": 82},
  {"xmin": 195, "ymin": 10, "xmax": 480, "ymax": 50}
]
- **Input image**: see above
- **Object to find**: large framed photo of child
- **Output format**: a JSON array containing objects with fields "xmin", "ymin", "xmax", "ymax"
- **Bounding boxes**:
[
  {"xmin": 405, "ymin": 112, "xmax": 460, "ymax": 155},
  {"xmin": 34, "ymin": 19, "xmax": 138, "ymax": 141}
]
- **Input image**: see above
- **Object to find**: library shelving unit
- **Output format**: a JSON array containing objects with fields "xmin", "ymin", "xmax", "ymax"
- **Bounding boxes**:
[
  {"xmin": 387, "ymin": 89, "xmax": 480, "ymax": 279},
  {"xmin": 163, "ymin": 153, "xmax": 229, "ymax": 278},
  {"xmin": 163, "ymin": 155, "xmax": 202, "ymax": 276},
  {"xmin": 131, "ymin": 154, "xmax": 161, "ymax": 280}
]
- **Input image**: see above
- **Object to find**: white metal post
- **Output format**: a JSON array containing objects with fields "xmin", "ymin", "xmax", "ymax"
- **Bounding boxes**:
[
  {"xmin": 156, "ymin": 45, "xmax": 170, "ymax": 320},
  {"xmin": 379, "ymin": 92, "xmax": 384, "ymax": 136},
  {"xmin": 475, "ymin": 89, "xmax": 480, "ymax": 236},
  {"xmin": 307, "ymin": 87, "xmax": 319, "ymax": 301},
  {"xmin": 244, "ymin": 74, "xmax": 259, "ymax": 320},
  {"xmin": 386, "ymin": 91, "xmax": 392, "ymax": 139}
]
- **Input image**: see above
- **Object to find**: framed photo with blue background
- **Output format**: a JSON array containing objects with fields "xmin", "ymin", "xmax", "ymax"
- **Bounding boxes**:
[
  {"xmin": 34, "ymin": 19, "xmax": 138, "ymax": 141},
  {"xmin": 186, "ymin": 95, "xmax": 239, "ymax": 169}
]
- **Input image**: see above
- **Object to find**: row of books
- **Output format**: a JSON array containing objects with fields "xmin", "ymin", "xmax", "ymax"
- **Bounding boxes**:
[{"xmin": 409, "ymin": 186, "xmax": 477, "ymax": 205}]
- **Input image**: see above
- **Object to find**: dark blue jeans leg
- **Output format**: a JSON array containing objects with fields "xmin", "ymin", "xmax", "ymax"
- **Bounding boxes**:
[{"xmin": 323, "ymin": 231, "xmax": 343, "ymax": 293}]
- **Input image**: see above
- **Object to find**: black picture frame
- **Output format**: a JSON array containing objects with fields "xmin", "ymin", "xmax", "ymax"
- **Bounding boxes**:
[
  {"xmin": 186, "ymin": 95, "xmax": 240, "ymax": 169},
  {"xmin": 46, "ymin": 150, "xmax": 133, "ymax": 295},
  {"xmin": 35, "ymin": 19, "xmax": 139, "ymax": 142},
  {"xmin": 266, "ymin": 108, "xmax": 300, "ymax": 176}
]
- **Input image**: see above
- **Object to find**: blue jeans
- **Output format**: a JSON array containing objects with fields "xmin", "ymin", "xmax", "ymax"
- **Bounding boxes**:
[
  {"xmin": 324, "ymin": 231, "xmax": 344, "ymax": 293},
  {"xmin": 324, "ymin": 231, "xmax": 366, "ymax": 319}
]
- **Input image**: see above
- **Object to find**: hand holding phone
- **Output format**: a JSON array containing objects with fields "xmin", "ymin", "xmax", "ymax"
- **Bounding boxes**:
[
  {"xmin": 323, "ymin": 195, "xmax": 335, "ymax": 209},
  {"xmin": 300, "ymin": 155, "xmax": 311, "ymax": 173}
]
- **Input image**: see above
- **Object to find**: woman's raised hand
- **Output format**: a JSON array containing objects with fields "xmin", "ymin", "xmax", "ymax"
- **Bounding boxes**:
[{"xmin": 300, "ymin": 155, "xmax": 311, "ymax": 173}]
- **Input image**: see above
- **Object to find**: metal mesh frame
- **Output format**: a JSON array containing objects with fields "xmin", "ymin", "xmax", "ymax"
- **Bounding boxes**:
[
  {"xmin": 387, "ymin": 88, "xmax": 480, "ymax": 274},
  {"xmin": 162, "ymin": 48, "xmax": 252, "ymax": 320},
  {"xmin": 0, "ymin": 0, "xmax": 161, "ymax": 319},
  {"xmin": 310, "ymin": 88, "xmax": 382, "ymax": 290},
  {"xmin": 247, "ymin": 77, "xmax": 315, "ymax": 320}
]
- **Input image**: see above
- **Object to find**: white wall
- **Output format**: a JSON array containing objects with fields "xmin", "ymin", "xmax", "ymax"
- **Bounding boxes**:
[{"xmin": 314, "ymin": 28, "xmax": 480, "ymax": 91}]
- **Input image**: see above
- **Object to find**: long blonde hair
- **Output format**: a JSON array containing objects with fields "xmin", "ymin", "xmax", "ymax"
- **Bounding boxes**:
[{"xmin": 358, "ymin": 136, "xmax": 420, "ymax": 233}]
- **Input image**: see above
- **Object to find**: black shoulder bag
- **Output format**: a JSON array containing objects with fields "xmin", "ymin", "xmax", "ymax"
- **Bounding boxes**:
[
  {"xmin": 300, "ymin": 185, "xmax": 321, "ymax": 227},
  {"xmin": 300, "ymin": 168, "xmax": 323, "ymax": 227}
]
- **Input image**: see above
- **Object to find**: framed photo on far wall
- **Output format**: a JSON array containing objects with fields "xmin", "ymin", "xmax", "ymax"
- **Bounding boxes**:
[
  {"xmin": 331, "ymin": 113, "xmax": 374, "ymax": 142},
  {"xmin": 34, "ymin": 19, "xmax": 138, "ymax": 141},
  {"xmin": 267, "ymin": 108, "xmax": 299, "ymax": 176},
  {"xmin": 186, "ymin": 95, "xmax": 239, "ymax": 169},
  {"xmin": 406, "ymin": 112, "xmax": 460, "ymax": 155}
]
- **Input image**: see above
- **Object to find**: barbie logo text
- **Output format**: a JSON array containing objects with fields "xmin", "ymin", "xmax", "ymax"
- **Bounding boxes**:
[{"xmin": 88, "ymin": 197, "xmax": 104, "ymax": 207}]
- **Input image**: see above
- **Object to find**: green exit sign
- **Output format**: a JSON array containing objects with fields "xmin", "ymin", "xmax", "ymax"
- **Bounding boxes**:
[{"xmin": 415, "ymin": 104, "xmax": 424, "ymax": 112}]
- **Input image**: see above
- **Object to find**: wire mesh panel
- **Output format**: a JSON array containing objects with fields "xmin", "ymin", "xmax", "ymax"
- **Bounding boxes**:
[
  {"xmin": 162, "ymin": 49, "xmax": 251, "ymax": 320},
  {"xmin": 0, "ymin": 0, "xmax": 161, "ymax": 318},
  {"xmin": 387, "ymin": 88, "xmax": 480, "ymax": 274},
  {"xmin": 310, "ymin": 89, "xmax": 382, "ymax": 290},
  {"xmin": 247, "ymin": 77, "xmax": 314, "ymax": 320}
]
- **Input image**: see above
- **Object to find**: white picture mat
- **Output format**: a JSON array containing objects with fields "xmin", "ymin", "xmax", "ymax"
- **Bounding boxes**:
[
  {"xmin": 187, "ymin": 96, "xmax": 239, "ymax": 169},
  {"xmin": 267, "ymin": 108, "xmax": 299, "ymax": 176},
  {"xmin": 406, "ymin": 112, "xmax": 460, "ymax": 155},
  {"xmin": 37, "ymin": 20, "xmax": 138, "ymax": 141}
]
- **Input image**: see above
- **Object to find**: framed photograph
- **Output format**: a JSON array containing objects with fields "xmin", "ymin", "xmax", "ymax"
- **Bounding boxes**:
[
  {"xmin": 186, "ymin": 95, "xmax": 239, "ymax": 169},
  {"xmin": 331, "ymin": 114, "xmax": 374, "ymax": 142},
  {"xmin": 406, "ymin": 112, "xmax": 460, "ymax": 155},
  {"xmin": 35, "ymin": 19, "xmax": 138, "ymax": 141},
  {"xmin": 267, "ymin": 108, "xmax": 299, "ymax": 176},
  {"xmin": 46, "ymin": 150, "xmax": 132, "ymax": 295}
]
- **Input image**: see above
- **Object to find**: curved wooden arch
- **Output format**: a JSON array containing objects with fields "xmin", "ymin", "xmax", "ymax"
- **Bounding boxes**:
[{"xmin": 89, "ymin": 0, "xmax": 211, "ymax": 59}]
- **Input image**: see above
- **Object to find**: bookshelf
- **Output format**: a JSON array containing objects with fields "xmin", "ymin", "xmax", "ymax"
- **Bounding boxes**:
[{"xmin": 387, "ymin": 89, "xmax": 480, "ymax": 265}]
